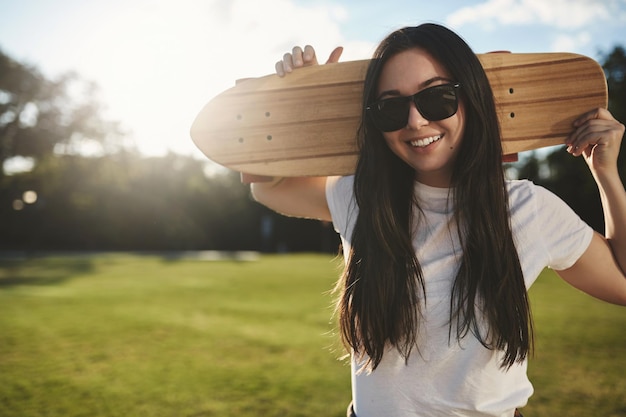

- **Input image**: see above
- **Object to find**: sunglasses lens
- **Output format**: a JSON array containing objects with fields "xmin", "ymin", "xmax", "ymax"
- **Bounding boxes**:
[
  {"xmin": 416, "ymin": 85, "xmax": 459, "ymax": 121},
  {"xmin": 369, "ymin": 97, "xmax": 411, "ymax": 132},
  {"xmin": 368, "ymin": 84, "xmax": 459, "ymax": 132}
]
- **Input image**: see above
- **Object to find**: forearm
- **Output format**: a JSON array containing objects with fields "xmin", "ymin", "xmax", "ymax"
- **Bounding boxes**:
[
  {"xmin": 249, "ymin": 176, "xmax": 332, "ymax": 221},
  {"xmin": 250, "ymin": 177, "xmax": 287, "ymax": 211},
  {"xmin": 595, "ymin": 169, "xmax": 626, "ymax": 274}
]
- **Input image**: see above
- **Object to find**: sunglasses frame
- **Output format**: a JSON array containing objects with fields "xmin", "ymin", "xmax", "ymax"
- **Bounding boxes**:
[{"xmin": 366, "ymin": 83, "xmax": 461, "ymax": 132}]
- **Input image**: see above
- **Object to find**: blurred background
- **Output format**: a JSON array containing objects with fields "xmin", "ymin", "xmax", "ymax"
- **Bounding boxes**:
[
  {"xmin": 1, "ymin": 3, "xmax": 625, "ymax": 417},
  {"xmin": 0, "ymin": 0, "xmax": 625, "ymax": 253}
]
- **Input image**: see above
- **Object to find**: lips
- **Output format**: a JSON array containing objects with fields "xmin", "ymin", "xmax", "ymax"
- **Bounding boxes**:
[{"xmin": 409, "ymin": 134, "xmax": 441, "ymax": 148}]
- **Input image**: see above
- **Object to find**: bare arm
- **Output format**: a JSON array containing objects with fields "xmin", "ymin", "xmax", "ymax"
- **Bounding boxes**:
[
  {"xmin": 250, "ymin": 176, "xmax": 332, "ymax": 221},
  {"xmin": 556, "ymin": 108, "xmax": 626, "ymax": 305}
]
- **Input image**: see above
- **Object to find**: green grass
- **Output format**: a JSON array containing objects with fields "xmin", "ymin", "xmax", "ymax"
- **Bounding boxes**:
[
  {"xmin": 0, "ymin": 254, "xmax": 624, "ymax": 417},
  {"xmin": 527, "ymin": 271, "xmax": 626, "ymax": 417}
]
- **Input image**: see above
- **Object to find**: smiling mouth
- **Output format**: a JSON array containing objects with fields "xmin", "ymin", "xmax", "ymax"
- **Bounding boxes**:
[{"xmin": 409, "ymin": 135, "xmax": 441, "ymax": 148}]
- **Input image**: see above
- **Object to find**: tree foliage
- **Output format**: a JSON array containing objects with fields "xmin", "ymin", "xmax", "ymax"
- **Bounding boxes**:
[
  {"xmin": 0, "ymin": 49, "xmax": 125, "ymax": 179},
  {"xmin": 0, "ymin": 152, "xmax": 337, "ymax": 252}
]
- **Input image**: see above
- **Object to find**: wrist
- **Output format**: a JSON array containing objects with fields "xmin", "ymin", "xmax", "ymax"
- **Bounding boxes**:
[{"xmin": 592, "ymin": 166, "xmax": 622, "ymax": 187}]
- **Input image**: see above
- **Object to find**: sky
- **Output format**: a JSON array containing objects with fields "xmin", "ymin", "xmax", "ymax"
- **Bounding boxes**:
[{"xmin": 0, "ymin": 0, "xmax": 625, "ymax": 161}]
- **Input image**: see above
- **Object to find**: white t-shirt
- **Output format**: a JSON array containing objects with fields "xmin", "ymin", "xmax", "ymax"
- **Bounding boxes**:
[{"xmin": 326, "ymin": 176, "xmax": 594, "ymax": 417}]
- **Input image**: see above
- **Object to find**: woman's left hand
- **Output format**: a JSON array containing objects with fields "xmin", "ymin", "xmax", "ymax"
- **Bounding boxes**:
[{"xmin": 566, "ymin": 108, "xmax": 625, "ymax": 176}]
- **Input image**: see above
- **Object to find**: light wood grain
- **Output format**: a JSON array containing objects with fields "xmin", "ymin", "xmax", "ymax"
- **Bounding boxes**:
[{"xmin": 191, "ymin": 53, "xmax": 607, "ymax": 176}]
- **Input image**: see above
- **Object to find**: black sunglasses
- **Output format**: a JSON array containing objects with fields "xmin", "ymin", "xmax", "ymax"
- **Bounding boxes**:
[{"xmin": 366, "ymin": 83, "xmax": 461, "ymax": 132}]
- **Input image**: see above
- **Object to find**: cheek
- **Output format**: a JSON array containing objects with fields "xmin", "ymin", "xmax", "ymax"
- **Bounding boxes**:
[
  {"xmin": 382, "ymin": 132, "xmax": 402, "ymax": 152},
  {"xmin": 458, "ymin": 102, "xmax": 467, "ymax": 130},
  {"xmin": 381, "ymin": 131, "xmax": 393, "ymax": 146},
  {"xmin": 449, "ymin": 104, "xmax": 466, "ymax": 142}
]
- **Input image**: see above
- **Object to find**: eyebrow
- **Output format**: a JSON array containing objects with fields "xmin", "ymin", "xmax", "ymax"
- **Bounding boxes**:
[{"xmin": 377, "ymin": 76, "xmax": 453, "ymax": 100}]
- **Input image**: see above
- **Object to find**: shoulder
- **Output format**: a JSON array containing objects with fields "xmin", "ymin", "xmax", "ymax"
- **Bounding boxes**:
[
  {"xmin": 506, "ymin": 178, "xmax": 541, "ymax": 197},
  {"xmin": 326, "ymin": 175, "xmax": 355, "ymax": 206},
  {"xmin": 326, "ymin": 175, "xmax": 357, "ymax": 237},
  {"xmin": 506, "ymin": 179, "xmax": 562, "ymax": 210},
  {"xmin": 506, "ymin": 179, "xmax": 593, "ymax": 273},
  {"xmin": 506, "ymin": 179, "xmax": 539, "ymax": 212},
  {"xmin": 505, "ymin": 179, "xmax": 582, "ymax": 233},
  {"xmin": 327, "ymin": 175, "xmax": 354, "ymax": 192}
]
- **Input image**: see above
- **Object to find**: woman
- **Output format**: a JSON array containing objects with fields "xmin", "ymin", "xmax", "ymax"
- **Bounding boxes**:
[{"xmin": 252, "ymin": 24, "xmax": 626, "ymax": 417}]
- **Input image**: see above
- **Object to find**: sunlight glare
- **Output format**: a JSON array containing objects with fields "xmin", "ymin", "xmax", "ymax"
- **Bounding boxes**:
[
  {"xmin": 22, "ymin": 190, "xmax": 38, "ymax": 204},
  {"xmin": 66, "ymin": 0, "xmax": 371, "ymax": 158}
]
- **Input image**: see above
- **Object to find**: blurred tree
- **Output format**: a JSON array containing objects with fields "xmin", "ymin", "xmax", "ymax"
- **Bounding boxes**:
[
  {"xmin": 0, "ymin": 150, "xmax": 339, "ymax": 252},
  {"xmin": 1, "ymin": 152, "xmax": 240, "ymax": 250},
  {"xmin": 603, "ymin": 45, "xmax": 626, "ymax": 125},
  {"xmin": 603, "ymin": 45, "xmax": 626, "ymax": 185},
  {"xmin": 0, "ymin": 49, "xmax": 125, "ymax": 179}
]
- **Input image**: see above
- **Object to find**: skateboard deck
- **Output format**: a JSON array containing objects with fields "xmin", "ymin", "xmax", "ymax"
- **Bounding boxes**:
[{"xmin": 190, "ymin": 53, "xmax": 607, "ymax": 177}]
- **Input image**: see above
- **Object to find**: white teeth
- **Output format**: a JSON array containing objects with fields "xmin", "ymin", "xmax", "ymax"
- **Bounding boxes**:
[{"xmin": 410, "ymin": 135, "xmax": 441, "ymax": 148}]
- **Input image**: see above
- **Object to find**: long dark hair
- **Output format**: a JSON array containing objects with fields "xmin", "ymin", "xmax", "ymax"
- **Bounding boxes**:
[{"xmin": 334, "ymin": 23, "xmax": 533, "ymax": 371}]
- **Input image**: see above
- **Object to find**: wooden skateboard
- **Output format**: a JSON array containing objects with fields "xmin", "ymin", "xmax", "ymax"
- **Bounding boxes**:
[{"xmin": 190, "ymin": 53, "xmax": 607, "ymax": 177}]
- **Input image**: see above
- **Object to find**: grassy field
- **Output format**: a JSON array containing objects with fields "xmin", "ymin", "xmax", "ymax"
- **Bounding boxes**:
[{"xmin": 0, "ymin": 253, "xmax": 624, "ymax": 417}]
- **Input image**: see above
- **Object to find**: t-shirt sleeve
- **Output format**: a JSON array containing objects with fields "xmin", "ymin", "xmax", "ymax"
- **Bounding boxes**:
[
  {"xmin": 325, "ymin": 175, "xmax": 356, "ymax": 238},
  {"xmin": 532, "ymin": 185, "xmax": 594, "ymax": 270}
]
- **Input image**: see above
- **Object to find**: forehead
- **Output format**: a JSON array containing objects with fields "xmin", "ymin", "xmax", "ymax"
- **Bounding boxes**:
[{"xmin": 377, "ymin": 48, "xmax": 451, "ymax": 94}]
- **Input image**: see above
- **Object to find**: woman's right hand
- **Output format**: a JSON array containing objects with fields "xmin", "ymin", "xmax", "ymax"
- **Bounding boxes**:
[
  {"xmin": 241, "ymin": 45, "xmax": 342, "ymax": 184},
  {"xmin": 275, "ymin": 45, "xmax": 344, "ymax": 77}
]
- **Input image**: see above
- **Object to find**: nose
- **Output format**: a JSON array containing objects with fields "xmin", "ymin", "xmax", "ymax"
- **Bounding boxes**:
[{"xmin": 406, "ymin": 101, "xmax": 429, "ymax": 130}]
